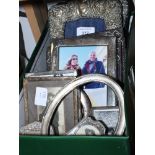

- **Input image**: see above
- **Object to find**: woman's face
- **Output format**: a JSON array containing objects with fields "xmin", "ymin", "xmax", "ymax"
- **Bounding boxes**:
[{"xmin": 71, "ymin": 56, "xmax": 78, "ymax": 66}]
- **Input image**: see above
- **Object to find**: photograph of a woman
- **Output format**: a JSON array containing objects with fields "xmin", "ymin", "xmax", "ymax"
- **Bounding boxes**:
[{"xmin": 64, "ymin": 54, "xmax": 82, "ymax": 75}]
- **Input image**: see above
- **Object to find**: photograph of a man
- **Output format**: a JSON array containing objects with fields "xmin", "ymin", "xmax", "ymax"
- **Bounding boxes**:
[{"xmin": 82, "ymin": 51, "xmax": 106, "ymax": 89}]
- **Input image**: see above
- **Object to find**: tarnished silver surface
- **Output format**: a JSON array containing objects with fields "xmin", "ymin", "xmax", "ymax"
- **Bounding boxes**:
[
  {"xmin": 67, "ymin": 117, "xmax": 106, "ymax": 135},
  {"xmin": 92, "ymin": 107, "xmax": 119, "ymax": 130},
  {"xmin": 41, "ymin": 74, "xmax": 125, "ymax": 135},
  {"xmin": 26, "ymin": 70, "xmax": 78, "ymax": 79},
  {"xmin": 80, "ymin": 90, "xmax": 91, "ymax": 118},
  {"xmin": 100, "ymin": 28, "xmax": 126, "ymax": 82},
  {"xmin": 19, "ymin": 121, "xmax": 54, "ymax": 135},
  {"xmin": 48, "ymin": 0, "xmax": 123, "ymax": 39}
]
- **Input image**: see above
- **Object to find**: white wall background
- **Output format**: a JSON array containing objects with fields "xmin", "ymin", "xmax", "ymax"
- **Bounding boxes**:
[
  {"xmin": 19, "ymin": 6, "xmax": 36, "ymax": 59},
  {"xmin": 19, "ymin": 6, "xmax": 36, "ymax": 128}
]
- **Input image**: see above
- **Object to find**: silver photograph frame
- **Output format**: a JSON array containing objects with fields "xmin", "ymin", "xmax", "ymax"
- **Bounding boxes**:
[
  {"xmin": 48, "ymin": 36, "xmax": 117, "ymax": 106},
  {"xmin": 48, "ymin": 0, "xmax": 123, "ymax": 39},
  {"xmin": 23, "ymin": 73, "xmax": 80, "ymax": 135}
]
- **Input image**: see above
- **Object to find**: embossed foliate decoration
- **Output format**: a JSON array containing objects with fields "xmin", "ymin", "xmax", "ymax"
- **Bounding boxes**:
[
  {"xmin": 93, "ymin": 29, "xmax": 124, "ymax": 82},
  {"xmin": 96, "ymin": 28, "xmax": 126, "ymax": 82},
  {"xmin": 19, "ymin": 121, "xmax": 54, "ymax": 135},
  {"xmin": 67, "ymin": 117, "xmax": 106, "ymax": 135},
  {"xmin": 48, "ymin": 0, "xmax": 123, "ymax": 39},
  {"xmin": 92, "ymin": 107, "xmax": 119, "ymax": 129}
]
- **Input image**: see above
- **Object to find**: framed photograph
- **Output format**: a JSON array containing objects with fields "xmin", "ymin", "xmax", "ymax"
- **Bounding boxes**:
[
  {"xmin": 48, "ymin": 36, "xmax": 117, "ymax": 107},
  {"xmin": 23, "ymin": 71, "xmax": 80, "ymax": 135}
]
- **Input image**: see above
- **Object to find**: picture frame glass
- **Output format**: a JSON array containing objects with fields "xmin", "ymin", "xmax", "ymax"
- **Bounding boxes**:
[{"xmin": 58, "ymin": 45, "xmax": 108, "ymax": 107}]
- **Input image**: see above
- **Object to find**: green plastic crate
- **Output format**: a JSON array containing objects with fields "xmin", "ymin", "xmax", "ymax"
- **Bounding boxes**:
[{"xmin": 19, "ymin": 20, "xmax": 134, "ymax": 155}]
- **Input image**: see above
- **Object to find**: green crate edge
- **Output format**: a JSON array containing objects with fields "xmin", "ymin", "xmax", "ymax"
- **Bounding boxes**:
[{"xmin": 20, "ymin": 136, "xmax": 131, "ymax": 155}]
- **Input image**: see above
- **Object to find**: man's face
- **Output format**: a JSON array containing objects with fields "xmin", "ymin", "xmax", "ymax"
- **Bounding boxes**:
[{"xmin": 90, "ymin": 52, "xmax": 96, "ymax": 61}]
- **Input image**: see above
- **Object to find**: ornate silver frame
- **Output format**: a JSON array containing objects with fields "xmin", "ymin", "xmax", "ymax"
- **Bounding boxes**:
[
  {"xmin": 48, "ymin": 0, "xmax": 123, "ymax": 39},
  {"xmin": 23, "ymin": 72, "xmax": 80, "ymax": 134},
  {"xmin": 67, "ymin": 117, "xmax": 106, "ymax": 135}
]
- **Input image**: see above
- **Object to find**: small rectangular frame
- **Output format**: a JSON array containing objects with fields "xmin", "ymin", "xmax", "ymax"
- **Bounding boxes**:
[{"xmin": 23, "ymin": 71, "xmax": 80, "ymax": 135}]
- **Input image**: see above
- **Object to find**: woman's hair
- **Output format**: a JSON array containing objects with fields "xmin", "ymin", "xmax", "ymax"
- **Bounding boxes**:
[{"xmin": 66, "ymin": 54, "xmax": 78, "ymax": 66}]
